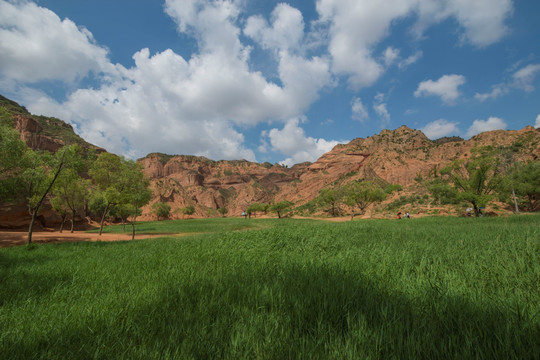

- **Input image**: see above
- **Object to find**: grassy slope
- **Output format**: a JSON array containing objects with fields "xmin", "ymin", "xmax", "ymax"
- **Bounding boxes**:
[{"xmin": 1, "ymin": 216, "xmax": 539, "ymax": 359}]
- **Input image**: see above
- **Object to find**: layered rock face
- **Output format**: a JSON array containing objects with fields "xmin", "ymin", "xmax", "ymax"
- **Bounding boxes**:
[
  {"xmin": 138, "ymin": 154, "xmax": 308, "ymax": 218},
  {"xmin": 2, "ymin": 93, "xmax": 539, "ymax": 223},
  {"xmin": 140, "ymin": 125, "xmax": 540, "ymax": 217}
]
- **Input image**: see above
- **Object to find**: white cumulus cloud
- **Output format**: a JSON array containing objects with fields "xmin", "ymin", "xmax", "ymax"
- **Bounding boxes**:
[
  {"xmin": 373, "ymin": 93, "xmax": 390, "ymax": 126},
  {"xmin": 244, "ymin": 3, "xmax": 304, "ymax": 52},
  {"xmin": 415, "ymin": 74, "xmax": 466, "ymax": 105},
  {"xmin": 466, "ymin": 117, "xmax": 507, "ymax": 138},
  {"xmin": 535, "ymin": 115, "xmax": 540, "ymax": 129},
  {"xmin": 351, "ymin": 97, "xmax": 368, "ymax": 122},
  {"xmin": 0, "ymin": 1, "xmax": 113, "ymax": 84},
  {"xmin": 512, "ymin": 64, "xmax": 540, "ymax": 92},
  {"xmin": 421, "ymin": 119, "xmax": 460, "ymax": 139},
  {"xmin": 474, "ymin": 84, "xmax": 507, "ymax": 102},
  {"xmin": 266, "ymin": 118, "xmax": 343, "ymax": 167},
  {"xmin": 5, "ymin": 0, "xmax": 334, "ymax": 161},
  {"xmin": 316, "ymin": 0, "xmax": 512, "ymax": 88}
]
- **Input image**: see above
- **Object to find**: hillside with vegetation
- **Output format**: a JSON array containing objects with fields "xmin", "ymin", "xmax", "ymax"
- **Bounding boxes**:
[{"xmin": 1, "ymin": 94, "xmax": 540, "ymax": 232}]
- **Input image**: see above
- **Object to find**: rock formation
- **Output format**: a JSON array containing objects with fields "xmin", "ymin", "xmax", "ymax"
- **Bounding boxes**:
[{"xmin": 1, "ymin": 94, "xmax": 539, "ymax": 225}]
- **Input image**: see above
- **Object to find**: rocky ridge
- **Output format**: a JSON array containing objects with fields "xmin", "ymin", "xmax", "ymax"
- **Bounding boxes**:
[
  {"xmin": 140, "ymin": 125, "xmax": 540, "ymax": 218},
  {"xmin": 1, "ymin": 94, "xmax": 539, "ymax": 225}
]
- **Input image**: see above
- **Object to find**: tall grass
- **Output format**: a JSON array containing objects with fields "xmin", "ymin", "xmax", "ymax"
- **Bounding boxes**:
[
  {"xmin": 1, "ymin": 215, "xmax": 539, "ymax": 359},
  {"xmin": 89, "ymin": 217, "xmax": 298, "ymax": 234}
]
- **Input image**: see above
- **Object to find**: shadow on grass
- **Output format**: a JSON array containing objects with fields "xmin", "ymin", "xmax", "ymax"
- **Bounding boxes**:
[
  {"xmin": 3, "ymin": 260, "xmax": 539, "ymax": 359},
  {"xmin": 0, "ymin": 251, "xmax": 72, "ymax": 307}
]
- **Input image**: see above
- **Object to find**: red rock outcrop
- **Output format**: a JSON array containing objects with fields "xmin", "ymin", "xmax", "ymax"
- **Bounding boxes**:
[{"xmin": 138, "ymin": 125, "xmax": 540, "ymax": 219}]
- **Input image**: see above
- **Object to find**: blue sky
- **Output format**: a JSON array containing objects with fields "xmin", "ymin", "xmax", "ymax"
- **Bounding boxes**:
[{"xmin": 1, "ymin": 0, "xmax": 539, "ymax": 165}]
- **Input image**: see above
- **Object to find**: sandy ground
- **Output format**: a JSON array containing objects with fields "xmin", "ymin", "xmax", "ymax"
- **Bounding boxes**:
[{"xmin": 0, "ymin": 230, "xmax": 178, "ymax": 248}]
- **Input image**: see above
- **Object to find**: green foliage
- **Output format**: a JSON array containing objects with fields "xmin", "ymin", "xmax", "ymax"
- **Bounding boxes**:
[
  {"xmin": 247, "ymin": 202, "xmax": 269, "ymax": 217},
  {"xmin": 217, "ymin": 207, "xmax": 228, "ymax": 217},
  {"xmin": 508, "ymin": 161, "xmax": 540, "ymax": 211},
  {"xmin": 384, "ymin": 184, "xmax": 403, "ymax": 194},
  {"xmin": 316, "ymin": 187, "xmax": 344, "ymax": 216},
  {"xmin": 344, "ymin": 180, "xmax": 386, "ymax": 219},
  {"xmin": 426, "ymin": 178, "xmax": 459, "ymax": 205},
  {"xmin": 269, "ymin": 200, "xmax": 294, "ymax": 218},
  {"xmin": 89, "ymin": 153, "xmax": 151, "ymax": 235},
  {"xmin": 294, "ymin": 200, "xmax": 317, "ymax": 215},
  {"xmin": 180, "ymin": 205, "xmax": 195, "ymax": 218},
  {"xmin": 1, "ymin": 216, "xmax": 539, "ymax": 358},
  {"xmin": 151, "ymin": 202, "xmax": 172, "ymax": 220},
  {"xmin": 448, "ymin": 156, "xmax": 503, "ymax": 216},
  {"xmin": 0, "ymin": 108, "xmax": 31, "ymax": 201}
]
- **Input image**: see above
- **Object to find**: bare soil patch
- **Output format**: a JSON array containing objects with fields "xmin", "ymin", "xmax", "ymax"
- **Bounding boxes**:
[{"xmin": 0, "ymin": 231, "xmax": 179, "ymax": 248}]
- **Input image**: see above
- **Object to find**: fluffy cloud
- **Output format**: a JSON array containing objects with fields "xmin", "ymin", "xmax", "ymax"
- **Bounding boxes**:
[
  {"xmin": 535, "ymin": 115, "xmax": 540, "ymax": 129},
  {"xmin": 474, "ymin": 84, "xmax": 507, "ymax": 101},
  {"xmin": 266, "ymin": 118, "xmax": 342, "ymax": 167},
  {"xmin": 7, "ymin": 0, "xmax": 335, "ymax": 161},
  {"xmin": 244, "ymin": 3, "xmax": 304, "ymax": 52},
  {"xmin": 466, "ymin": 117, "xmax": 507, "ymax": 138},
  {"xmin": 0, "ymin": 1, "xmax": 112, "ymax": 83},
  {"xmin": 399, "ymin": 51, "xmax": 423, "ymax": 69},
  {"xmin": 414, "ymin": 0, "xmax": 512, "ymax": 47},
  {"xmin": 351, "ymin": 97, "xmax": 368, "ymax": 122},
  {"xmin": 373, "ymin": 93, "xmax": 390, "ymax": 126},
  {"xmin": 316, "ymin": 0, "xmax": 512, "ymax": 88},
  {"xmin": 421, "ymin": 119, "xmax": 460, "ymax": 139},
  {"xmin": 512, "ymin": 64, "xmax": 540, "ymax": 92},
  {"xmin": 383, "ymin": 47, "xmax": 400, "ymax": 67},
  {"xmin": 415, "ymin": 74, "xmax": 466, "ymax": 105}
]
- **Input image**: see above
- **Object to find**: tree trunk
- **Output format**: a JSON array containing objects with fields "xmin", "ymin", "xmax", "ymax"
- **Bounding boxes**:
[
  {"xmin": 131, "ymin": 214, "xmax": 138, "ymax": 241},
  {"xmin": 27, "ymin": 151, "xmax": 66, "ymax": 244},
  {"xmin": 59, "ymin": 214, "xmax": 66, "ymax": 233},
  {"xmin": 511, "ymin": 187, "xmax": 519, "ymax": 214},
  {"xmin": 70, "ymin": 209, "xmax": 76, "ymax": 233},
  {"xmin": 473, "ymin": 203, "xmax": 481, "ymax": 217},
  {"xmin": 99, "ymin": 203, "xmax": 111, "ymax": 236}
]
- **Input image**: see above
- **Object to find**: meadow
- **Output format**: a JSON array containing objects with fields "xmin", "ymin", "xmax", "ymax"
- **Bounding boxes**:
[{"xmin": 1, "ymin": 215, "xmax": 539, "ymax": 359}]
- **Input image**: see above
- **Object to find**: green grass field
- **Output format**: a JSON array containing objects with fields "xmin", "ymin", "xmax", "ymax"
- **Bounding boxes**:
[{"xmin": 1, "ymin": 215, "xmax": 539, "ymax": 359}]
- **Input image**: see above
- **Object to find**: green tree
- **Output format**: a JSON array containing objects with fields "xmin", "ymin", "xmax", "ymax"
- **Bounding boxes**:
[
  {"xmin": 446, "ymin": 156, "xmax": 503, "ymax": 217},
  {"xmin": 22, "ymin": 148, "xmax": 68, "ymax": 244},
  {"xmin": 0, "ymin": 107, "xmax": 30, "ymax": 201},
  {"xmin": 509, "ymin": 161, "xmax": 540, "ymax": 212},
  {"xmin": 89, "ymin": 153, "xmax": 126, "ymax": 235},
  {"xmin": 122, "ymin": 165, "xmax": 151, "ymax": 240},
  {"xmin": 152, "ymin": 202, "xmax": 172, "ymax": 220},
  {"xmin": 344, "ymin": 181, "xmax": 386, "ymax": 220},
  {"xmin": 426, "ymin": 178, "xmax": 459, "ymax": 205},
  {"xmin": 109, "ymin": 204, "xmax": 132, "ymax": 231},
  {"xmin": 217, "ymin": 207, "xmax": 228, "ymax": 217},
  {"xmin": 316, "ymin": 187, "xmax": 343, "ymax": 216},
  {"xmin": 246, "ymin": 202, "xmax": 268, "ymax": 218},
  {"xmin": 180, "ymin": 205, "xmax": 195, "ymax": 219},
  {"xmin": 50, "ymin": 194, "xmax": 69, "ymax": 233},
  {"xmin": 270, "ymin": 200, "xmax": 294, "ymax": 218},
  {"xmin": 50, "ymin": 145, "xmax": 90, "ymax": 233}
]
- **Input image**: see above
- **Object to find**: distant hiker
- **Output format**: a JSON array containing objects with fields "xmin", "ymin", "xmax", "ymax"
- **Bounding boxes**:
[
  {"xmin": 241, "ymin": 211, "xmax": 247, "ymax": 219},
  {"xmin": 466, "ymin": 208, "xmax": 472, "ymax": 217},
  {"xmin": 405, "ymin": 212, "xmax": 410, "ymax": 219},
  {"xmin": 397, "ymin": 211, "xmax": 402, "ymax": 219}
]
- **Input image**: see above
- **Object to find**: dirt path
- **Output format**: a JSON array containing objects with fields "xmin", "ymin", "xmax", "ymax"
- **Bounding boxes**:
[{"xmin": 0, "ymin": 231, "xmax": 180, "ymax": 248}]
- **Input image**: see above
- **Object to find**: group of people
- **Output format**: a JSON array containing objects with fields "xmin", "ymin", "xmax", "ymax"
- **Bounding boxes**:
[{"xmin": 397, "ymin": 211, "xmax": 410, "ymax": 219}]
